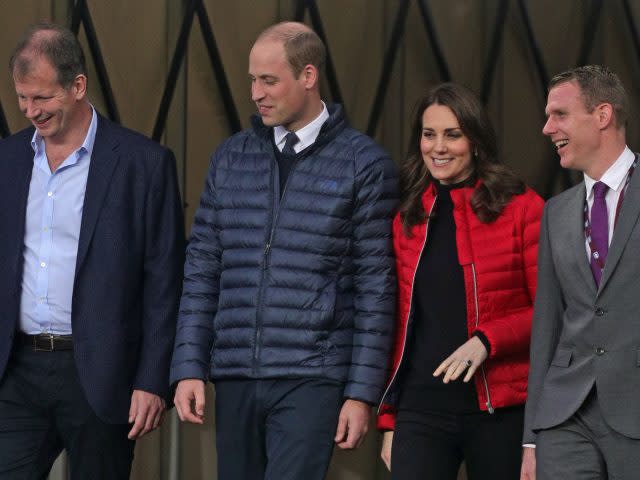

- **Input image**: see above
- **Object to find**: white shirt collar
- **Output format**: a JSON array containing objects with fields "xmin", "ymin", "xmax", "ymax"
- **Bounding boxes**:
[
  {"xmin": 584, "ymin": 146, "xmax": 635, "ymax": 199},
  {"xmin": 274, "ymin": 101, "xmax": 329, "ymax": 153}
]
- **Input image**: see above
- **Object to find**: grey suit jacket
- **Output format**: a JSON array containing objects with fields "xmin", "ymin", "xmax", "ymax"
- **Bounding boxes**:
[{"xmin": 524, "ymin": 154, "xmax": 640, "ymax": 443}]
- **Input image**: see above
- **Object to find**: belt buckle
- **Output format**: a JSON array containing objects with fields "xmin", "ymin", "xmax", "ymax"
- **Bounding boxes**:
[{"xmin": 34, "ymin": 334, "xmax": 55, "ymax": 352}]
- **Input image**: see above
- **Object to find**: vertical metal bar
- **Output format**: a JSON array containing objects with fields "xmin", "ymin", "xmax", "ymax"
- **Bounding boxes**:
[
  {"xmin": 69, "ymin": 0, "xmax": 82, "ymax": 34},
  {"xmin": 294, "ymin": 0, "xmax": 307, "ymax": 22},
  {"xmin": 167, "ymin": 412, "xmax": 181, "ymax": 480},
  {"xmin": 480, "ymin": 0, "xmax": 509, "ymax": 104},
  {"xmin": 577, "ymin": 0, "xmax": 604, "ymax": 66},
  {"xmin": 72, "ymin": 0, "xmax": 120, "ymax": 122},
  {"xmin": 152, "ymin": 0, "xmax": 198, "ymax": 141},
  {"xmin": 416, "ymin": 0, "xmax": 451, "ymax": 82},
  {"xmin": 367, "ymin": 0, "xmax": 411, "ymax": 137},
  {"xmin": 622, "ymin": 0, "xmax": 640, "ymax": 63},
  {"xmin": 195, "ymin": 0, "xmax": 242, "ymax": 133},
  {"xmin": 517, "ymin": 0, "xmax": 572, "ymax": 196},
  {"xmin": 305, "ymin": 0, "xmax": 344, "ymax": 106},
  {"xmin": 517, "ymin": 0, "xmax": 549, "ymax": 95}
]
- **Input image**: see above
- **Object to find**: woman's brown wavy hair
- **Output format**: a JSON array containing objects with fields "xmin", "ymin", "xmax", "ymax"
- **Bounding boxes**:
[{"xmin": 399, "ymin": 83, "xmax": 525, "ymax": 234}]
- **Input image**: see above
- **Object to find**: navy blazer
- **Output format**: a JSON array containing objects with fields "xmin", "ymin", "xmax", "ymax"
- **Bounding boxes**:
[{"xmin": 0, "ymin": 114, "xmax": 184, "ymax": 423}]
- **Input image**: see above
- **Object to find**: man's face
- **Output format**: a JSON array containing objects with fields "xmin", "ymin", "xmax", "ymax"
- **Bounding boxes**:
[
  {"xmin": 543, "ymin": 81, "xmax": 602, "ymax": 173},
  {"xmin": 249, "ymin": 39, "xmax": 310, "ymax": 131},
  {"xmin": 14, "ymin": 57, "xmax": 85, "ymax": 145}
]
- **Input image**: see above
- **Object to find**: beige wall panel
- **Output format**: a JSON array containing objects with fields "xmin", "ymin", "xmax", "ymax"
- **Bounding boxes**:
[
  {"xmin": 313, "ymin": 0, "xmax": 386, "ymax": 132},
  {"xmin": 500, "ymin": 4, "xmax": 555, "ymax": 194},
  {"xmin": 183, "ymin": 0, "xmax": 281, "ymax": 228},
  {"xmin": 603, "ymin": 2, "xmax": 640, "ymax": 147},
  {"xmin": 177, "ymin": 384, "xmax": 217, "ymax": 479},
  {"xmin": 82, "ymin": 0, "xmax": 169, "ymax": 135}
]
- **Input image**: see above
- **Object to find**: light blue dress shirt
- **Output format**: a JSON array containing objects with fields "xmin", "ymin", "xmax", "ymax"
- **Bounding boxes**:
[{"xmin": 19, "ymin": 108, "xmax": 97, "ymax": 335}]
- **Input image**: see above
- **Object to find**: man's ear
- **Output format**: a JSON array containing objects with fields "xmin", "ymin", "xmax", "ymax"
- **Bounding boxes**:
[
  {"xmin": 595, "ymin": 103, "xmax": 614, "ymax": 130},
  {"xmin": 301, "ymin": 64, "xmax": 319, "ymax": 90},
  {"xmin": 72, "ymin": 74, "xmax": 88, "ymax": 100}
]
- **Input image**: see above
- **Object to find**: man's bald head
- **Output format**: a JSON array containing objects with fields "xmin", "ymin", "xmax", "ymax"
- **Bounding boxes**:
[
  {"xmin": 254, "ymin": 21, "xmax": 325, "ymax": 78},
  {"xmin": 10, "ymin": 23, "xmax": 86, "ymax": 89}
]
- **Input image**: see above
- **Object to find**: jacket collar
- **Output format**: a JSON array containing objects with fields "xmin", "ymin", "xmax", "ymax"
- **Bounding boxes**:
[{"xmin": 250, "ymin": 103, "xmax": 347, "ymax": 154}]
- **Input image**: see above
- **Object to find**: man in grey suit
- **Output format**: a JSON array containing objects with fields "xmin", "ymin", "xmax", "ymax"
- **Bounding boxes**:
[{"xmin": 521, "ymin": 65, "xmax": 640, "ymax": 479}]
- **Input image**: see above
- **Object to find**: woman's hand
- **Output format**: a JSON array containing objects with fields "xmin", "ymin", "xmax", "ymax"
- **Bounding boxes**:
[
  {"xmin": 433, "ymin": 336, "xmax": 488, "ymax": 383},
  {"xmin": 380, "ymin": 430, "xmax": 393, "ymax": 471}
]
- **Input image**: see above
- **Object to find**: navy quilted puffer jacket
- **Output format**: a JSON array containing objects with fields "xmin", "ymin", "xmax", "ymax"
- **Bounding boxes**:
[{"xmin": 170, "ymin": 105, "xmax": 397, "ymax": 404}]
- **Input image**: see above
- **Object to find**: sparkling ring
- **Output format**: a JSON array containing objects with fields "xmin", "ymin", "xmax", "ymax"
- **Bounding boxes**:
[{"xmin": 465, "ymin": 360, "xmax": 473, "ymax": 367}]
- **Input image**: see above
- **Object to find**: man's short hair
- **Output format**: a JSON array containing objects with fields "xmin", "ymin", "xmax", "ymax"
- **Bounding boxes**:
[
  {"xmin": 549, "ymin": 65, "xmax": 628, "ymax": 128},
  {"xmin": 257, "ymin": 22, "xmax": 326, "ymax": 78},
  {"xmin": 10, "ymin": 23, "xmax": 87, "ymax": 89}
]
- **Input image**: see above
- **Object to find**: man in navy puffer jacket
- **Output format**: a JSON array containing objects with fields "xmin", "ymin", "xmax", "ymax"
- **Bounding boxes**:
[{"xmin": 170, "ymin": 21, "xmax": 397, "ymax": 479}]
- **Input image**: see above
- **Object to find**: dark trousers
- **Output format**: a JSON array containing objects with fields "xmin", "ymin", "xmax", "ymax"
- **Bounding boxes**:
[
  {"xmin": 536, "ymin": 389, "xmax": 640, "ymax": 480},
  {"xmin": 214, "ymin": 378, "xmax": 344, "ymax": 480},
  {"xmin": 0, "ymin": 343, "xmax": 135, "ymax": 480},
  {"xmin": 391, "ymin": 406, "xmax": 524, "ymax": 480}
]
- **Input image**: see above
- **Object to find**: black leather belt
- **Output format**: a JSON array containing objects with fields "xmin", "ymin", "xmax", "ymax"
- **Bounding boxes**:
[{"xmin": 18, "ymin": 333, "xmax": 73, "ymax": 351}]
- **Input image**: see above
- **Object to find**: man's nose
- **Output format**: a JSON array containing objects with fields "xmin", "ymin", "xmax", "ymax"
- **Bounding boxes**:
[
  {"xmin": 23, "ymin": 100, "xmax": 40, "ymax": 119},
  {"xmin": 251, "ymin": 83, "xmax": 264, "ymax": 102},
  {"xmin": 542, "ymin": 117, "xmax": 554, "ymax": 136}
]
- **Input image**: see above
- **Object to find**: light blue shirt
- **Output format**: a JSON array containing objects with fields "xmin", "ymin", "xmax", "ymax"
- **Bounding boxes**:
[{"xmin": 19, "ymin": 107, "xmax": 97, "ymax": 335}]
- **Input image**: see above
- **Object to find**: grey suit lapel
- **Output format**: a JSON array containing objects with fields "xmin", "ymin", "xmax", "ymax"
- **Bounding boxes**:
[
  {"xmin": 562, "ymin": 182, "xmax": 598, "ymax": 294},
  {"xmin": 599, "ymin": 154, "xmax": 640, "ymax": 293},
  {"xmin": 75, "ymin": 116, "xmax": 120, "ymax": 275}
]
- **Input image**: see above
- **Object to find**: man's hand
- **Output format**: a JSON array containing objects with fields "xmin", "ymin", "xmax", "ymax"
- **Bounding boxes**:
[
  {"xmin": 127, "ymin": 390, "xmax": 166, "ymax": 440},
  {"xmin": 433, "ymin": 336, "xmax": 488, "ymax": 383},
  {"xmin": 174, "ymin": 379, "xmax": 206, "ymax": 424},
  {"xmin": 334, "ymin": 399, "xmax": 371, "ymax": 449},
  {"xmin": 520, "ymin": 447, "xmax": 536, "ymax": 480},
  {"xmin": 380, "ymin": 430, "xmax": 393, "ymax": 471}
]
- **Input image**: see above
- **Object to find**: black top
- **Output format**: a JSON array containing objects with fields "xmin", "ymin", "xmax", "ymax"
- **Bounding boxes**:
[{"xmin": 398, "ymin": 180, "xmax": 480, "ymax": 413}]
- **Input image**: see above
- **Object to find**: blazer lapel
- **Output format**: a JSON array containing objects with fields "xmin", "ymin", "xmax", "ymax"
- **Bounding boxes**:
[
  {"xmin": 598, "ymin": 155, "xmax": 640, "ymax": 293},
  {"xmin": 564, "ymin": 182, "xmax": 598, "ymax": 293},
  {"xmin": 75, "ymin": 116, "xmax": 120, "ymax": 275},
  {"xmin": 11, "ymin": 137, "xmax": 36, "ymax": 292},
  {"xmin": 14, "ymin": 136, "xmax": 35, "ymax": 230}
]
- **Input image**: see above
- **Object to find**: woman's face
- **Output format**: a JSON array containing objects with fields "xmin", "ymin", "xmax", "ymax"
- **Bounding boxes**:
[{"xmin": 420, "ymin": 104, "xmax": 474, "ymax": 185}]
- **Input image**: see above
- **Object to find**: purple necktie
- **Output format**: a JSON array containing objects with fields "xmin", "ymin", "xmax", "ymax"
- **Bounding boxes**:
[{"xmin": 590, "ymin": 181, "xmax": 609, "ymax": 286}]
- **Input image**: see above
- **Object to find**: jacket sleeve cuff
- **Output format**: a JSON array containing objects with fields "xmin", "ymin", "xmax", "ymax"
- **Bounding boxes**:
[
  {"xmin": 472, "ymin": 330, "xmax": 491, "ymax": 356},
  {"xmin": 377, "ymin": 411, "xmax": 396, "ymax": 431}
]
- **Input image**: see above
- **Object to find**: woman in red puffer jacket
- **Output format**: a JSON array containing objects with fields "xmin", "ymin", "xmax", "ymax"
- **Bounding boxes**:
[{"xmin": 378, "ymin": 83, "xmax": 543, "ymax": 480}]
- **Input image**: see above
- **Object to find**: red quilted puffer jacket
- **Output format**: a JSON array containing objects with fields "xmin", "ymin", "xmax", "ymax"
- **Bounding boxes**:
[{"xmin": 378, "ymin": 182, "xmax": 544, "ymax": 430}]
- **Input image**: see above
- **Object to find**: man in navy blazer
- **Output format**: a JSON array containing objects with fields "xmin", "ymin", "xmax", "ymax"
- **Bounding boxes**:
[{"xmin": 0, "ymin": 24, "xmax": 184, "ymax": 479}]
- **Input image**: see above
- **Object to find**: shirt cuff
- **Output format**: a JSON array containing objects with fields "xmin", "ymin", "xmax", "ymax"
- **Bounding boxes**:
[{"xmin": 523, "ymin": 444, "xmax": 536, "ymax": 448}]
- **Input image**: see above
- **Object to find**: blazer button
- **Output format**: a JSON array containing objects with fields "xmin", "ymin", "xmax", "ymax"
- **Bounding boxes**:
[
  {"xmin": 595, "ymin": 308, "xmax": 605, "ymax": 317},
  {"xmin": 595, "ymin": 347, "xmax": 605, "ymax": 355}
]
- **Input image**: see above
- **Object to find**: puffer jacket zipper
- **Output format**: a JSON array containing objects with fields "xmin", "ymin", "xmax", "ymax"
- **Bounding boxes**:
[
  {"xmin": 471, "ymin": 263, "xmax": 494, "ymax": 413},
  {"xmin": 378, "ymin": 198, "xmax": 436, "ymax": 412},
  {"xmin": 254, "ymin": 151, "xmax": 300, "ymax": 372}
]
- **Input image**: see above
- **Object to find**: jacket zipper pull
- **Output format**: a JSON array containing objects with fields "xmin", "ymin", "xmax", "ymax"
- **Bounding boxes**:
[{"xmin": 486, "ymin": 400, "xmax": 495, "ymax": 414}]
